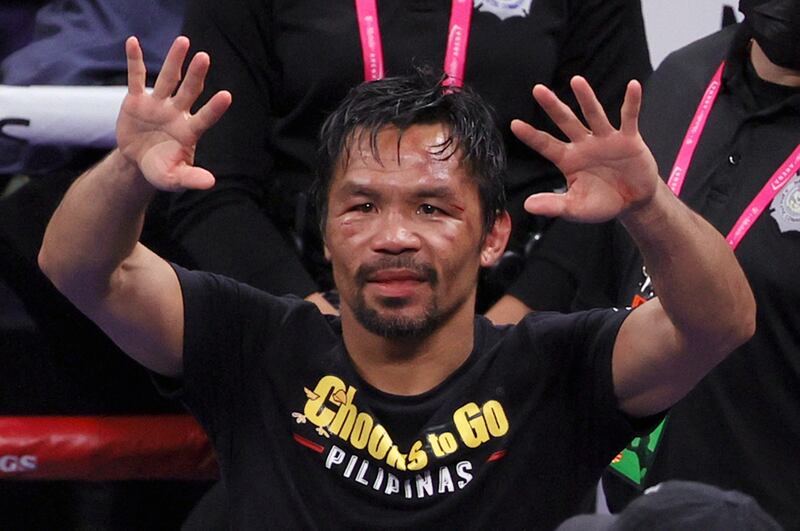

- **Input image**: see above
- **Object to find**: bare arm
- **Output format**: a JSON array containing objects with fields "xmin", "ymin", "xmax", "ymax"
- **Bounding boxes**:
[
  {"xmin": 38, "ymin": 36, "xmax": 231, "ymax": 376},
  {"xmin": 516, "ymin": 77, "xmax": 755, "ymax": 417},
  {"xmin": 485, "ymin": 295, "xmax": 533, "ymax": 325}
]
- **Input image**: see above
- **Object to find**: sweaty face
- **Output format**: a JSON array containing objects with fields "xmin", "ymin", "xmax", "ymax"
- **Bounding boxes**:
[{"xmin": 324, "ymin": 124, "xmax": 489, "ymax": 339}]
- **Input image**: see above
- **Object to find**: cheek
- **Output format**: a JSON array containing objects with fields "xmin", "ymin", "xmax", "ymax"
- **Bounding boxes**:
[
  {"xmin": 424, "ymin": 218, "xmax": 460, "ymax": 243},
  {"xmin": 430, "ymin": 218, "xmax": 481, "ymax": 252},
  {"xmin": 427, "ymin": 221, "xmax": 483, "ymax": 274},
  {"xmin": 334, "ymin": 217, "xmax": 374, "ymax": 245},
  {"xmin": 326, "ymin": 218, "xmax": 370, "ymax": 267}
]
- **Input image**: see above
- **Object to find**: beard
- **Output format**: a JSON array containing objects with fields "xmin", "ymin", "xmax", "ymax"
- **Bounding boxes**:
[
  {"xmin": 351, "ymin": 256, "xmax": 451, "ymax": 339},
  {"xmin": 352, "ymin": 298, "xmax": 445, "ymax": 339}
]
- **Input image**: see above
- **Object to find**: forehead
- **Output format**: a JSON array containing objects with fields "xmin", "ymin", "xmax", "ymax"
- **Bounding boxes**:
[{"xmin": 331, "ymin": 124, "xmax": 476, "ymax": 193}]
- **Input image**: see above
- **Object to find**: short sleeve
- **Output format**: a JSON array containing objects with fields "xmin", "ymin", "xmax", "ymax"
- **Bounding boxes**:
[
  {"xmin": 154, "ymin": 264, "xmax": 310, "ymax": 454},
  {"xmin": 515, "ymin": 307, "xmax": 659, "ymax": 467}
]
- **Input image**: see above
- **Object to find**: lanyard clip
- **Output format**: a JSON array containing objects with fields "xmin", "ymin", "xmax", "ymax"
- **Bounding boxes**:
[
  {"xmin": 639, "ymin": 266, "xmax": 654, "ymax": 298},
  {"xmin": 630, "ymin": 266, "xmax": 654, "ymax": 309}
]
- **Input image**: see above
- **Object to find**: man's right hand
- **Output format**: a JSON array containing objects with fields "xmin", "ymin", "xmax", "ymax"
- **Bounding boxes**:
[{"xmin": 116, "ymin": 36, "xmax": 231, "ymax": 192}]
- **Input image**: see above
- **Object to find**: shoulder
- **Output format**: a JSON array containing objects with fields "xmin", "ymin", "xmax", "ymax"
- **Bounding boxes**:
[
  {"xmin": 492, "ymin": 308, "xmax": 630, "ymax": 352},
  {"xmin": 172, "ymin": 264, "xmax": 319, "ymax": 326},
  {"xmin": 652, "ymin": 24, "xmax": 740, "ymax": 86},
  {"xmin": 641, "ymin": 25, "xmax": 743, "ymax": 158}
]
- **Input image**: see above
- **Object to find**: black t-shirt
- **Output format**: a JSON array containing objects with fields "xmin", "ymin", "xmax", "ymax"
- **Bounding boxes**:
[{"xmin": 162, "ymin": 265, "xmax": 644, "ymax": 529}]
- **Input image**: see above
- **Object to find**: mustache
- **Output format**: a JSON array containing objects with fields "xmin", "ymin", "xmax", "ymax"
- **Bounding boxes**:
[{"xmin": 355, "ymin": 256, "xmax": 438, "ymax": 287}]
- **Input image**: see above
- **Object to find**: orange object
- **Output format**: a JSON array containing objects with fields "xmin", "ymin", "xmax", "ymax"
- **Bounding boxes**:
[{"xmin": 631, "ymin": 294, "xmax": 649, "ymax": 308}]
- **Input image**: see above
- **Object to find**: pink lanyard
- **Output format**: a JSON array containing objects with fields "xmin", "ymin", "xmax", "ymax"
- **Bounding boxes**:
[
  {"xmin": 666, "ymin": 62, "xmax": 800, "ymax": 250},
  {"xmin": 355, "ymin": 0, "xmax": 473, "ymax": 88}
]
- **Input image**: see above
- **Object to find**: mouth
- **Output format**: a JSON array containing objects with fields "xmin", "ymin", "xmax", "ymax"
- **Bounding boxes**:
[
  {"xmin": 368, "ymin": 269, "xmax": 426, "ymax": 282},
  {"xmin": 365, "ymin": 269, "xmax": 428, "ymax": 298}
]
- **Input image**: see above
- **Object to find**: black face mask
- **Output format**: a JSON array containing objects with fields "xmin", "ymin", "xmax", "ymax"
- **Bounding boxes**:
[{"xmin": 739, "ymin": 0, "xmax": 800, "ymax": 70}]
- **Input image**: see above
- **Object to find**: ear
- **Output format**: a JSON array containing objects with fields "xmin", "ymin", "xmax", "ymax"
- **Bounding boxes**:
[
  {"xmin": 480, "ymin": 210, "xmax": 512, "ymax": 267},
  {"xmin": 323, "ymin": 242, "xmax": 331, "ymax": 262}
]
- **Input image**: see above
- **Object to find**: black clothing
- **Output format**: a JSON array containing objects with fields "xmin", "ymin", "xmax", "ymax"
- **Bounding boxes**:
[
  {"xmin": 171, "ymin": 0, "xmax": 651, "ymax": 298},
  {"xmin": 519, "ymin": 25, "xmax": 800, "ymax": 528},
  {"xmin": 162, "ymin": 265, "xmax": 648, "ymax": 529}
]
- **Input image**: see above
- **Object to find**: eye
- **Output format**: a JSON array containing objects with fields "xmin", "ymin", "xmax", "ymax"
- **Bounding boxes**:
[
  {"xmin": 354, "ymin": 202, "xmax": 375, "ymax": 213},
  {"xmin": 417, "ymin": 203, "xmax": 441, "ymax": 215}
]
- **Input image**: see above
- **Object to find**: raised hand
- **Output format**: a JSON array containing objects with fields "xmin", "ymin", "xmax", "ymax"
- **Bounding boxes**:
[
  {"xmin": 116, "ymin": 36, "xmax": 232, "ymax": 192},
  {"xmin": 513, "ymin": 77, "xmax": 659, "ymax": 223}
]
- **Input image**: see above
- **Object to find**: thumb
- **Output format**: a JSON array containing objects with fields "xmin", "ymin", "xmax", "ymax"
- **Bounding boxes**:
[
  {"xmin": 171, "ymin": 165, "xmax": 216, "ymax": 191},
  {"xmin": 524, "ymin": 192, "xmax": 567, "ymax": 218}
]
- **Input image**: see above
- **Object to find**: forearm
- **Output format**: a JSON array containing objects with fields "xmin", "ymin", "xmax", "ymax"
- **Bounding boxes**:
[
  {"xmin": 39, "ymin": 149, "xmax": 155, "ymax": 305},
  {"xmin": 620, "ymin": 181, "xmax": 755, "ymax": 350}
]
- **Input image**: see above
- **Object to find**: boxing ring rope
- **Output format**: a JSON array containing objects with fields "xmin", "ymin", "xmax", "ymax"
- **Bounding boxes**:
[
  {"xmin": 0, "ymin": 416, "xmax": 218, "ymax": 481},
  {"xmin": 2, "ymin": 87, "xmax": 218, "ymax": 483},
  {"xmin": 0, "ymin": 85, "xmax": 124, "ymax": 149}
]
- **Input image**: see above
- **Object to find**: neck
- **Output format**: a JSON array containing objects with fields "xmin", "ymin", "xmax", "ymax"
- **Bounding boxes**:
[
  {"xmin": 750, "ymin": 40, "xmax": 800, "ymax": 88},
  {"xmin": 340, "ymin": 302, "xmax": 476, "ymax": 396}
]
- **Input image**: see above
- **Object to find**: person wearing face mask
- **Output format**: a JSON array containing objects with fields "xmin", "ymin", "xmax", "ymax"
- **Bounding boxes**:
[{"xmin": 499, "ymin": 1, "xmax": 800, "ymax": 526}]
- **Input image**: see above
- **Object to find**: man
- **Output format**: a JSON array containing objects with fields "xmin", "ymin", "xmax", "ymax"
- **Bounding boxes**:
[
  {"xmin": 38, "ymin": 36, "xmax": 754, "ymax": 528},
  {"xmin": 498, "ymin": 1, "xmax": 800, "ymax": 526}
]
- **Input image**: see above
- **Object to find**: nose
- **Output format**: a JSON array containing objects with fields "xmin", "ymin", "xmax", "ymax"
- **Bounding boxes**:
[{"xmin": 370, "ymin": 211, "xmax": 421, "ymax": 254}]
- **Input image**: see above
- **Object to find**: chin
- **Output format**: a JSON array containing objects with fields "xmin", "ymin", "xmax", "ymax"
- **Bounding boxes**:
[{"xmin": 354, "ymin": 301, "xmax": 441, "ymax": 339}]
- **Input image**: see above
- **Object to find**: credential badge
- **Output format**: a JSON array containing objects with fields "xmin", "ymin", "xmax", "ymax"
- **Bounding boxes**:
[
  {"xmin": 770, "ymin": 171, "xmax": 800, "ymax": 233},
  {"xmin": 474, "ymin": 0, "xmax": 534, "ymax": 21}
]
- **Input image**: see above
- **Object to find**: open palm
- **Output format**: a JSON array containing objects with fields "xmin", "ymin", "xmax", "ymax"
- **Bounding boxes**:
[
  {"xmin": 514, "ymin": 77, "xmax": 659, "ymax": 223},
  {"xmin": 116, "ymin": 36, "xmax": 231, "ymax": 192}
]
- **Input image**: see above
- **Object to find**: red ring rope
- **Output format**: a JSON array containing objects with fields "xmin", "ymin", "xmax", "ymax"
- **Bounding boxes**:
[{"xmin": 0, "ymin": 416, "xmax": 217, "ymax": 480}]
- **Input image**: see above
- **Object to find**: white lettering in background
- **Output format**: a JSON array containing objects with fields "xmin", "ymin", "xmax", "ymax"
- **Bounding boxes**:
[{"xmin": 0, "ymin": 455, "xmax": 37, "ymax": 473}]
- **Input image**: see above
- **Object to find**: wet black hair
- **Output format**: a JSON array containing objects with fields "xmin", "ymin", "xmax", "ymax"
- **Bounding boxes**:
[{"xmin": 313, "ymin": 69, "xmax": 507, "ymax": 235}]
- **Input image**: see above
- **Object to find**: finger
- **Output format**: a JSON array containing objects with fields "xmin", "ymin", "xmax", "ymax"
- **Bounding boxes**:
[
  {"xmin": 174, "ymin": 165, "xmax": 216, "ymax": 190},
  {"xmin": 126, "ymin": 36, "xmax": 146, "ymax": 95},
  {"xmin": 523, "ymin": 192, "xmax": 568, "ymax": 218},
  {"xmin": 620, "ymin": 80, "xmax": 642, "ymax": 137},
  {"xmin": 532, "ymin": 84, "xmax": 589, "ymax": 142},
  {"xmin": 511, "ymin": 119, "xmax": 567, "ymax": 165},
  {"xmin": 172, "ymin": 52, "xmax": 210, "ymax": 111},
  {"xmin": 189, "ymin": 90, "xmax": 232, "ymax": 136},
  {"xmin": 152, "ymin": 36, "xmax": 190, "ymax": 99},
  {"xmin": 570, "ymin": 76, "xmax": 614, "ymax": 136}
]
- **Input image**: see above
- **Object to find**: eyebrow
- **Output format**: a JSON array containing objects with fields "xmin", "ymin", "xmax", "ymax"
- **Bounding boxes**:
[
  {"xmin": 335, "ymin": 182, "xmax": 460, "ymax": 201},
  {"xmin": 335, "ymin": 182, "xmax": 377, "ymax": 197},
  {"xmin": 411, "ymin": 185, "xmax": 460, "ymax": 203}
]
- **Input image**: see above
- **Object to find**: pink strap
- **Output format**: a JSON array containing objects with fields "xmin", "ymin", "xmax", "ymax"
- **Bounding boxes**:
[
  {"xmin": 666, "ymin": 61, "xmax": 800, "ymax": 249},
  {"xmin": 442, "ymin": 0, "xmax": 473, "ymax": 88},
  {"xmin": 726, "ymin": 144, "xmax": 800, "ymax": 249},
  {"xmin": 666, "ymin": 63, "xmax": 725, "ymax": 195},
  {"xmin": 355, "ymin": 0, "xmax": 473, "ymax": 87},
  {"xmin": 355, "ymin": 0, "xmax": 384, "ymax": 81}
]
